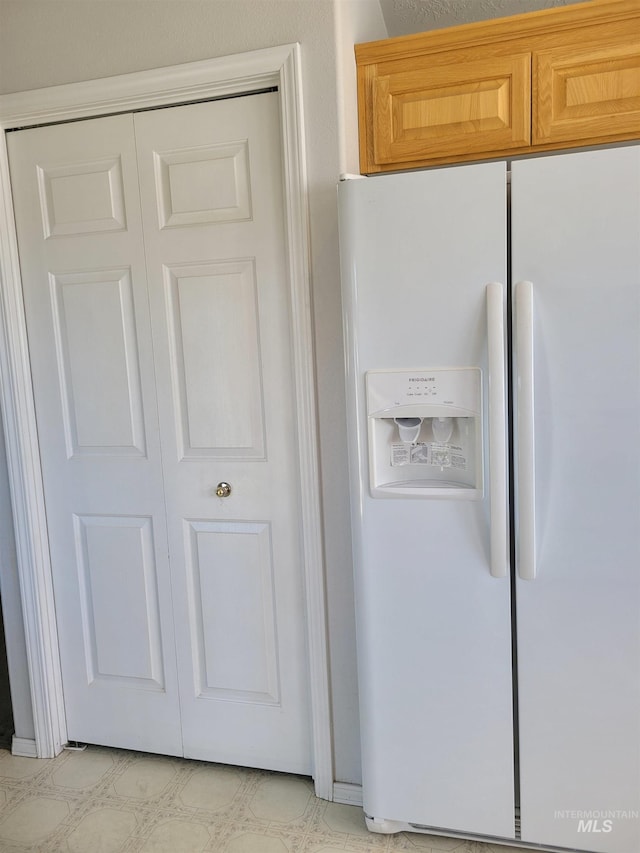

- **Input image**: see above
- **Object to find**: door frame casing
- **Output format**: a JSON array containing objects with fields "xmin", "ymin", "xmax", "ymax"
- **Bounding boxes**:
[{"xmin": 0, "ymin": 44, "xmax": 334, "ymax": 798}]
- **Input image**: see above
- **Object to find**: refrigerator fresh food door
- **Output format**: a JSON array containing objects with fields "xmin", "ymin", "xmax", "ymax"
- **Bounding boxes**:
[
  {"xmin": 512, "ymin": 146, "xmax": 640, "ymax": 853},
  {"xmin": 339, "ymin": 162, "xmax": 515, "ymax": 839}
]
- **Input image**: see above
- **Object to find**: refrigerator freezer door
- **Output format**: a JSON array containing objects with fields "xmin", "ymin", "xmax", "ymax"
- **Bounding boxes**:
[
  {"xmin": 339, "ymin": 162, "xmax": 515, "ymax": 839},
  {"xmin": 512, "ymin": 147, "xmax": 640, "ymax": 853}
]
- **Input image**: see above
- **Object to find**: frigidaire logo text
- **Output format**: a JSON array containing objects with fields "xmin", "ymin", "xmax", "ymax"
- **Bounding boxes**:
[{"xmin": 409, "ymin": 377, "xmax": 435, "ymax": 382}]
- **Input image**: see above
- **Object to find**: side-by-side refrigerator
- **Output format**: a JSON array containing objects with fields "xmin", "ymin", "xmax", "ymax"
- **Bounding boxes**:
[{"xmin": 338, "ymin": 146, "xmax": 640, "ymax": 853}]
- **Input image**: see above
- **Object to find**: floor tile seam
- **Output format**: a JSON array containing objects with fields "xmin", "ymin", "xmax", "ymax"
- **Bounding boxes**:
[
  {"xmin": 254, "ymin": 822, "xmax": 380, "ymax": 844},
  {"xmin": 186, "ymin": 792, "xmax": 285, "ymax": 819},
  {"xmin": 120, "ymin": 817, "xmax": 239, "ymax": 852},
  {"xmin": 232, "ymin": 797, "xmax": 320, "ymax": 821},
  {"xmin": 306, "ymin": 814, "xmax": 363, "ymax": 838},
  {"xmin": 124, "ymin": 796, "xmax": 253, "ymax": 821},
  {"xmin": 233, "ymin": 817, "xmax": 322, "ymax": 837},
  {"xmin": 210, "ymin": 820, "xmax": 303, "ymax": 844},
  {"xmin": 121, "ymin": 841, "xmax": 148, "ymax": 853},
  {"xmin": 227, "ymin": 807, "xmax": 346, "ymax": 835},
  {"xmin": 52, "ymin": 769, "xmax": 135, "ymax": 798},
  {"xmin": 55, "ymin": 791, "xmax": 161, "ymax": 823},
  {"xmin": 0, "ymin": 786, "xmax": 87, "ymax": 823},
  {"xmin": 97, "ymin": 772, "xmax": 252, "ymax": 806},
  {"xmin": 2, "ymin": 780, "xmax": 100, "ymax": 802},
  {"xmin": 0, "ymin": 842, "xmax": 34, "ymax": 853},
  {"xmin": 312, "ymin": 826, "xmax": 380, "ymax": 847},
  {"xmin": 131, "ymin": 805, "xmax": 242, "ymax": 830},
  {"xmin": 0, "ymin": 781, "xmax": 48, "ymax": 805},
  {"xmin": 104, "ymin": 766, "xmax": 187, "ymax": 791},
  {"xmin": 0, "ymin": 804, "xmax": 378, "ymax": 848},
  {"xmin": 127, "ymin": 809, "xmax": 304, "ymax": 837},
  {"xmin": 234, "ymin": 769, "xmax": 270, "ymax": 799},
  {"xmin": 0, "ymin": 774, "xmax": 53, "ymax": 790},
  {"xmin": 102, "ymin": 758, "xmax": 169, "ymax": 782},
  {"xmin": 167, "ymin": 777, "xmax": 257, "ymax": 806},
  {"xmin": 340, "ymin": 834, "xmax": 393, "ymax": 851},
  {"xmin": 300, "ymin": 834, "xmax": 383, "ymax": 853},
  {"xmin": 115, "ymin": 803, "xmax": 237, "ymax": 821},
  {"xmin": 111, "ymin": 817, "xmax": 385, "ymax": 853},
  {"xmin": 0, "ymin": 827, "xmax": 71, "ymax": 851},
  {"xmin": 58, "ymin": 794, "xmax": 168, "ymax": 819},
  {"xmin": 60, "ymin": 804, "xmax": 177, "ymax": 848},
  {"xmin": 0, "ymin": 799, "xmax": 82, "ymax": 848},
  {"xmin": 33, "ymin": 751, "xmax": 87, "ymax": 780},
  {"xmin": 109, "ymin": 813, "xmax": 190, "ymax": 843},
  {"xmin": 53, "ymin": 800, "xmax": 168, "ymax": 839},
  {"xmin": 113, "ymin": 754, "xmax": 245, "ymax": 779},
  {"xmin": 0, "ymin": 767, "xmax": 58, "ymax": 786},
  {"xmin": 23, "ymin": 810, "xmax": 104, "ymax": 853},
  {"xmin": 125, "ymin": 812, "xmax": 363, "ymax": 846},
  {"xmin": 260, "ymin": 817, "xmax": 325, "ymax": 834},
  {"xmin": 89, "ymin": 779, "xmax": 191, "ymax": 803},
  {"xmin": 170, "ymin": 763, "xmax": 221, "ymax": 785},
  {"xmin": 385, "ymin": 837, "xmax": 429, "ymax": 851},
  {"xmin": 171, "ymin": 804, "xmax": 248, "ymax": 822},
  {"xmin": 54, "ymin": 762, "xmax": 127, "ymax": 786},
  {"xmin": 208, "ymin": 829, "xmax": 321, "ymax": 853}
]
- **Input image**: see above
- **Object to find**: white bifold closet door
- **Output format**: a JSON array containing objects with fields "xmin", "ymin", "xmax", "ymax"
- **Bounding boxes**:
[
  {"xmin": 8, "ymin": 92, "xmax": 312, "ymax": 774},
  {"xmin": 512, "ymin": 146, "xmax": 640, "ymax": 853}
]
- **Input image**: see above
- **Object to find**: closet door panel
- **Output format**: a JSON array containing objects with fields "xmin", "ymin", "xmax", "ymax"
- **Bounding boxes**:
[
  {"xmin": 134, "ymin": 93, "xmax": 312, "ymax": 773},
  {"xmin": 7, "ymin": 115, "xmax": 182, "ymax": 754}
]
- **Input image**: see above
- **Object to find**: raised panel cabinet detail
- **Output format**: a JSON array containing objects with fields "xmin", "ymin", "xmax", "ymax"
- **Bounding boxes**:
[
  {"xmin": 371, "ymin": 53, "xmax": 530, "ymax": 166},
  {"xmin": 536, "ymin": 38, "xmax": 640, "ymax": 145}
]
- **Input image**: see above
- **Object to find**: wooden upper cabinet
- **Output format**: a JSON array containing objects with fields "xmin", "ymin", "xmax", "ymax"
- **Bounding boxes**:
[
  {"xmin": 370, "ymin": 49, "xmax": 531, "ymax": 167},
  {"xmin": 535, "ymin": 22, "xmax": 640, "ymax": 145},
  {"xmin": 357, "ymin": 0, "xmax": 640, "ymax": 173}
]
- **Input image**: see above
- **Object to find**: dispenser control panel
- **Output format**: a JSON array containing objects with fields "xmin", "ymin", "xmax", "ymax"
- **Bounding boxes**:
[
  {"xmin": 367, "ymin": 368, "xmax": 481, "ymax": 416},
  {"xmin": 365, "ymin": 368, "xmax": 483, "ymax": 499}
]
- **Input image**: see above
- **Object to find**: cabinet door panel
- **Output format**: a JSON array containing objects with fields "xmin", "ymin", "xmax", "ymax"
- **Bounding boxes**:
[
  {"xmin": 535, "ymin": 27, "xmax": 640, "ymax": 145},
  {"xmin": 369, "ymin": 51, "xmax": 530, "ymax": 169}
]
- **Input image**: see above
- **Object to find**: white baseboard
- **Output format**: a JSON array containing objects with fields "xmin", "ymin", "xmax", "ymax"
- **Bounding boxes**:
[
  {"xmin": 332, "ymin": 782, "xmax": 363, "ymax": 806},
  {"xmin": 11, "ymin": 736, "xmax": 37, "ymax": 758}
]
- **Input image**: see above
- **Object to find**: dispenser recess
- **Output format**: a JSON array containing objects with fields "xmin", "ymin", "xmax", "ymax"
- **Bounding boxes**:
[{"xmin": 366, "ymin": 368, "xmax": 483, "ymax": 498}]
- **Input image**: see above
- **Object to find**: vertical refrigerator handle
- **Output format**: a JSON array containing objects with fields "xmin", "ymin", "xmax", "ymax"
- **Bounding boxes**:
[
  {"xmin": 515, "ymin": 281, "xmax": 536, "ymax": 581},
  {"xmin": 486, "ymin": 282, "xmax": 508, "ymax": 579}
]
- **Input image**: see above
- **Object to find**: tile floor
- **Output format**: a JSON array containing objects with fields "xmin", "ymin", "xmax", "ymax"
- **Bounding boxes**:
[{"xmin": 0, "ymin": 745, "xmax": 526, "ymax": 852}]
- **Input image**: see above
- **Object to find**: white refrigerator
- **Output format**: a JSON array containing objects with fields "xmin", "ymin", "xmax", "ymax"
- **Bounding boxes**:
[{"xmin": 338, "ymin": 146, "xmax": 640, "ymax": 853}]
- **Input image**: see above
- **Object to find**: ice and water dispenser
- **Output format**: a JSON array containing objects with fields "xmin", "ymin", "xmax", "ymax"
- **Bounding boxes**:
[{"xmin": 366, "ymin": 369, "xmax": 483, "ymax": 498}]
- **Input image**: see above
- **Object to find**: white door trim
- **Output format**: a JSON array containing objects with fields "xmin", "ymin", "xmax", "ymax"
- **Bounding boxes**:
[{"xmin": 0, "ymin": 44, "xmax": 333, "ymax": 799}]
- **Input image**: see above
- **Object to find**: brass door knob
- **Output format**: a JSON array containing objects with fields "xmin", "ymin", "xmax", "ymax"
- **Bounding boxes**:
[{"xmin": 215, "ymin": 482, "xmax": 232, "ymax": 498}]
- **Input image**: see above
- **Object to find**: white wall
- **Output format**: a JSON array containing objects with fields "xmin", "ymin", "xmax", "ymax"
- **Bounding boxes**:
[{"xmin": 0, "ymin": 0, "xmax": 387, "ymax": 783}]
